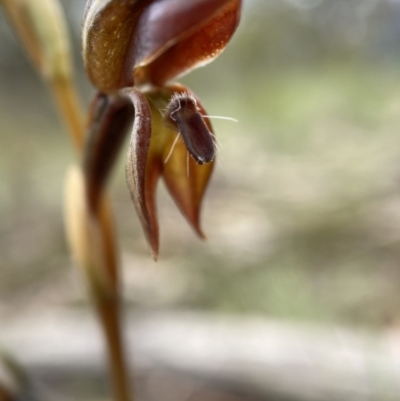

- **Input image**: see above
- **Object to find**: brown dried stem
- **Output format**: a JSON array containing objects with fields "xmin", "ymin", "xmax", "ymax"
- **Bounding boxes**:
[
  {"xmin": 96, "ymin": 295, "xmax": 131, "ymax": 401},
  {"xmin": 51, "ymin": 77, "xmax": 85, "ymax": 153},
  {"xmin": 91, "ymin": 197, "xmax": 132, "ymax": 401},
  {"xmin": 65, "ymin": 167, "xmax": 132, "ymax": 401}
]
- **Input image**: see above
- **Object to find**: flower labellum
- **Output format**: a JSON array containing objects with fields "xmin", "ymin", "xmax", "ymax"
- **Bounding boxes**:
[
  {"xmin": 163, "ymin": 92, "xmax": 215, "ymax": 165},
  {"xmin": 125, "ymin": 85, "xmax": 215, "ymax": 258}
]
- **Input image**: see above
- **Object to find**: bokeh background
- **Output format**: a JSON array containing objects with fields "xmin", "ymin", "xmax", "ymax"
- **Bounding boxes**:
[{"xmin": 2, "ymin": 0, "xmax": 400, "ymax": 399}]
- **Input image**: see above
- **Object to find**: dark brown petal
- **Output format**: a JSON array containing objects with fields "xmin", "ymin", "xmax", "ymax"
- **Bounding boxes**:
[
  {"xmin": 132, "ymin": 0, "xmax": 234, "ymax": 67},
  {"xmin": 124, "ymin": 88, "xmax": 159, "ymax": 258},
  {"xmin": 84, "ymin": 91, "xmax": 134, "ymax": 211},
  {"xmin": 136, "ymin": 0, "xmax": 242, "ymax": 85}
]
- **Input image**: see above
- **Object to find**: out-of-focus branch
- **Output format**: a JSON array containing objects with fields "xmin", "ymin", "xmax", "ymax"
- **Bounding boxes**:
[
  {"xmin": 64, "ymin": 166, "xmax": 131, "ymax": 401},
  {"xmin": 1, "ymin": 0, "xmax": 84, "ymax": 152}
]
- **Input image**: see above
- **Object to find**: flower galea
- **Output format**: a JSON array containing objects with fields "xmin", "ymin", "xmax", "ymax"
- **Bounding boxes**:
[{"xmin": 82, "ymin": 0, "xmax": 242, "ymax": 259}]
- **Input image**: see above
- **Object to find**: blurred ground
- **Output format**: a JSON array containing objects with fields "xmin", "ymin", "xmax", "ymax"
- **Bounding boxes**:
[{"xmin": 2, "ymin": 0, "xmax": 400, "ymax": 395}]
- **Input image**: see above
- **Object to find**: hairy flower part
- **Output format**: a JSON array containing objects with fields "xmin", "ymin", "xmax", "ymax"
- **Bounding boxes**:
[
  {"xmin": 125, "ymin": 86, "xmax": 214, "ymax": 258},
  {"xmin": 163, "ymin": 92, "xmax": 215, "ymax": 165},
  {"xmin": 82, "ymin": 0, "xmax": 242, "ymax": 92}
]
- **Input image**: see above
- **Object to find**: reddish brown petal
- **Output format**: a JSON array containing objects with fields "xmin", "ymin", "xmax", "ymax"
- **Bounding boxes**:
[
  {"xmin": 124, "ymin": 88, "xmax": 160, "ymax": 258},
  {"xmin": 136, "ymin": 0, "xmax": 242, "ymax": 85},
  {"xmin": 84, "ymin": 91, "xmax": 134, "ymax": 211},
  {"xmin": 132, "ymin": 0, "xmax": 235, "ymax": 67},
  {"xmin": 82, "ymin": 0, "xmax": 239, "ymax": 92}
]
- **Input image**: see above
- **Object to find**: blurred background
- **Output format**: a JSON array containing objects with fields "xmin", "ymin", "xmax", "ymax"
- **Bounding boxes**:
[{"xmin": 3, "ymin": 0, "xmax": 400, "ymax": 400}]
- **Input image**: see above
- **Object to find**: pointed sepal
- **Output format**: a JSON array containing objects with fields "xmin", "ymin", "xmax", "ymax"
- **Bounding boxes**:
[
  {"xmin": 84, "ymin": 92, "xmax": 134, "ymax": 211},
  {"xmin": 124, "ymin": 88, "xmax": 159, "ymax": 258}
]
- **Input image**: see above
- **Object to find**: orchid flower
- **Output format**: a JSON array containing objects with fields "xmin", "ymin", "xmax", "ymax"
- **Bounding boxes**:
[{"xmin": 82, "ymin": 0, "xmax": 242, "ymax": 259}]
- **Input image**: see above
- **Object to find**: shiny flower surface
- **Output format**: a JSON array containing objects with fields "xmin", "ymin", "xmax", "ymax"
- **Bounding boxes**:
[{"xmin": 82, "ymin": 0, "xmax": 242, "ymax": 258}]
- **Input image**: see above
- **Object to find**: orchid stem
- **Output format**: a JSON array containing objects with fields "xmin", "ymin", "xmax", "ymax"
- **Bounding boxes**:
[
  {"xmin": 2, "ymin": 1, "xmax": 133, "ymax": 400},
  {"xmin": 51, "ymin": 76, "xmax": 133, "ymax": 401},
  {"xmin": 51, "ymin": 77, "xmax": 85, "ymax": 153},
  {"xmin": 92, "ymin": 199, "xmax": 133, "ymax": 401},
  {"xmin": 96, "ymin": 297, "xmax": 132, "ymax": 401}
]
